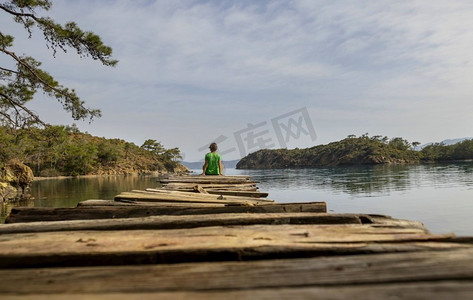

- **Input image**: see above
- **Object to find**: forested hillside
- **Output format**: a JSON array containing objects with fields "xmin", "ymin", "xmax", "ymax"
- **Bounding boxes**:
[
  {"xmin": 236, "ymin": 135, "xmax": 473, "ymax": 169},
  {"xmin": 0, "ymin": 125, "xmax": 184, "ymax": 176},
  {"xmin": 421, "ymin": 140, "xmax": 473, "ymax": 161}
]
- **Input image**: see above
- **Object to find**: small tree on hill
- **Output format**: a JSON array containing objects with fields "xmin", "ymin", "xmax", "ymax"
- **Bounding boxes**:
[
  {"xmin": 141, "ymin": 139, "xmax": 165, "ymax": 156},
  {"xmin": 389, "ymin": 137, "xmax": 411, "ymax": 151}
]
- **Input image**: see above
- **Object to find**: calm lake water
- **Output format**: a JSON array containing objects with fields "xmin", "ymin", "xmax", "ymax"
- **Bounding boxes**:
[{"xmin": 2, "ymin": 162, "xmax": 473, "ymax": 236}]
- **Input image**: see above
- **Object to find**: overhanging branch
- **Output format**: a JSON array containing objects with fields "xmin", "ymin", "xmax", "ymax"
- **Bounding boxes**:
[
  {"xmin": 1, "ymin": 47, "xmax": 97, "ymax": 119},
  {"xmin": 0, "ymin": 91, "xmax": 45, "ymax": 126},
  {"xmin": 0, "ymin": 4, "xmax": 39, "ymax": 20},
  {"xmin": 0, "ymin": 109, "xmax": 16, "ymax": 125},
  {"xmin": 2, "ymin": 47, "xmax": 68, "ymax": 97},
  {"xmin": 0, "ymin": 66, "xmax": 18, "ymax": 74}
]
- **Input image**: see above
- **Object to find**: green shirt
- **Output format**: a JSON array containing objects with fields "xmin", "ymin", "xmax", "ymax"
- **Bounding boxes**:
[{"xmin": 205, "ymin": 152, "xmax": 221, "ymax": 175}]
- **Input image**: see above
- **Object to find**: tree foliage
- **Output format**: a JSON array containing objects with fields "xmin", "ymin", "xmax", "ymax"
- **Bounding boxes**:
[
  {"xmin": 0, "ymin": 125, "xmax": 184, "ymax": 176},
  {"xmin": 141, "ymin": 139, "xmax": 165, "ymax": 156},
  {"xmin": 237, "ymin": 135, "xmax": 473, "ymax": 169},
  {"xmin": 141, "ymin": 139, "xmax": 183, "ymax": 171},
  {"xmin": 421, "ymin": 140, "xmax": 473, "ymax": 161},
  {"xmin": 237, "ymin": 135, "xmax": 421, "ymax": 169},
  {"xmin": 0, "ymin": 0, "xmax": 117, "ymax": 127}
]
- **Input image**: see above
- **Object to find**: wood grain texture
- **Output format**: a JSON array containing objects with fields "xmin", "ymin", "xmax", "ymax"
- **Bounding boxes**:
[
  {"xmin": 3, "ymin": 283, "xmax": 473, "ymax": 300},
  {"xmin": 0, "ymin": 213, "xmax": 366, "ymax": 234},
  {"xmin": 175, "ymin": 187, "xmax": 269, "ymax": 198},
  {"xmin": 114, "ymin": 190, "xmax": 273, "ymax": 206},
  {"xmin": 0, "ymin": 223, "xmax": 462, "ymax": 268},
  {"xmin": 134, "ymin": 188, "xmax": 273, "ymax": 202},
  {"xmin": 163, "ymin": 183, "xmax": 260, "ymax": 194},
  {"xmin": 1, "ymin": 249, "xmax": 473, "ymax": 296},
  {"xmin": 160, "ymin": 178, "xmax": 257, "ymax": 184},
  {"xmin": 5, "ymin": 202, "xmax": 328, "ymax": 223},
  {"xmin": 0, "ymin": 213, "xmax": 429, "ymax": 234},
  {"xmin": 77, "ymin": 199, "xmax": 226, "ymax": 207}
]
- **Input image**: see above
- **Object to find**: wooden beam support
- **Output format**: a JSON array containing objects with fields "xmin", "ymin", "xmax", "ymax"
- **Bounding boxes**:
[
  {"xmin": 5, "ymin": 202, "xmax": 327, "ymax": 223},
  {"xmin": 0, "ymin": 213, "xmax": 370, "ymax": 234}
]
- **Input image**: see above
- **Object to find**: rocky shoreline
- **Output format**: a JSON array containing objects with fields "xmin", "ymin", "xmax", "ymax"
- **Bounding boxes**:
[{"xmin": 1, "ymin": 160, "xmax": 34, "ymax": 202}]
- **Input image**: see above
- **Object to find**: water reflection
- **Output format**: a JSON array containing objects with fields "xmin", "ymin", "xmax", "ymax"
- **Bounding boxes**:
[
  {"xmin": 1, "ymin": 175, "xmax": 160, "ymax": 223},
  {"xmin": 226, "ymin": 163, "xmax": 473, "ymax": 235},
  {"xmin": 229, "ymin": 162, "xmax": 473, "ymax": 197},
  {"xmin": 2, "ymin": 163, "xmax": 473, "ymax": 234}
]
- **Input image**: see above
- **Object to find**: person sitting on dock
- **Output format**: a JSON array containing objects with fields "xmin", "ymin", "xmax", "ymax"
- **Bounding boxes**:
[{"xmin": 201, "ymin": 142, "xmax": 224, "ymax": 176}]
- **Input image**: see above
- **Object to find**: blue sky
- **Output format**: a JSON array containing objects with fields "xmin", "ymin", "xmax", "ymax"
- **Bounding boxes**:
[{"xmin": 2, "ymin": 0, "xmax": 473, "ymax": 160}]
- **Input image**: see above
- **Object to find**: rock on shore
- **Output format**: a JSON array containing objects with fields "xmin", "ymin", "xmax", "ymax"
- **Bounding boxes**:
[{"xmin": 1, "ymin": 159, "xmax": 34, "ymax": 201}]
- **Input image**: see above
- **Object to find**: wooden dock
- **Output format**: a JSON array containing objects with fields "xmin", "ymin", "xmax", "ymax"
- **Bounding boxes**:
[{"xmin": 0, "ymin": 175, "xmax": 472, "ymax": 299}]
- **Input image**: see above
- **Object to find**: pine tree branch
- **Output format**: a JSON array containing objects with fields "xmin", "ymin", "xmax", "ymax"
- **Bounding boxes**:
[
  {"xmin": 0, "ymin": 4, "xmax": 40, "ymax": 21},
  {"xmin": 1, "ymin": 47, "xmax": 100, "ymax": 121},
  {"xmin": 0, "ymin": 91, "xmax": 45, "ymax": 126},
  {"xmin": 0, "ymin": 109, "xmax": 16, "ymax": 125},
  {"xmin": 0, "ymin": 1, "xmax": 115, "ymax": 125},
  {"xmin": 0, "ymin": 66, "xmax": 18, "ymax": 74},
  {"xmin": 1, "ymin": 3, "xmax": 117, "ymax": 66},
  {"xmin": 2, "ymin": 47, "xmax": 65, "ymax": 97}
]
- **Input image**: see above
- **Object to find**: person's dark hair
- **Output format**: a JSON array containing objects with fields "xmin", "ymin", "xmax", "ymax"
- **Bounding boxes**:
[{"xmin": 209, "ymin": 142, "xmax": 218, "ymax": 152}]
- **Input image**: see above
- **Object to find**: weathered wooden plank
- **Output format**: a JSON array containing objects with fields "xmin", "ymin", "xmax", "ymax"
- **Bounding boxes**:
[
  {"xmin": 78, "ymin": 200, "xmax": 227, "ymax": 208},
  {"xmin": 1, "ymin": 248, "xmax": 473, "ymax": 295},
  {"xmin": 115, "ymin": 192, "xmax": 256, "ymax": 206},
  {"xmin": 0, "ymin": 224, "xmax": 461, "ymax": 268},
  {"xmin": 77, "ymin": 199, "xmax": 138, "ymax": 206},
  {"xmin": 3, "ymin": 282, "xmax": 473, "ymax": 300},
  {"xmin": 164, "ymin": 186, "xmax": 259, "ymax": 192},
  {"xmin": 205, "ymin": 189, "xmax": 268, "ymax": 198},
  {"xmin": 149, "ymin": 187, "xmax": 268, "ymax": 198},
  {"xmin": 140, "ymin": 188, "xmax": 272, "ymax": 201},
  {"xmin": 5, "ymin": 202, "xmax": 327, "ymax": 223},
  {"xmin": 115, "ymin": 190, "xmax": 274, "ymax": 206},
  {"xmin": 164, "ymin": 182, "xmax": 258, "ymax": 190},
  {"xmin": 365, "ymin": 214, "xmax": 428, "ymax": 229},
  {"xmin": 192, "ymin": 184, "xmax": 209, "ymax": 194},
  {"xmin": 0, "ymin": 213, "xmax": 368, "ymax": 234},
  {"xmin": 160, "ymin": 178, "xmax": 257, "ymax": 184},
  {"xmin": 163, "ymin": 182, "xmax": 259, "ymax": 193}
]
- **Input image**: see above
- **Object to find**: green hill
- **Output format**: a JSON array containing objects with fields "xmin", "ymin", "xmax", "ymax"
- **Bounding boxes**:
[
  {"xmin": 236, "ymin": 135, "xmax": 421, "ymax": 169},
  {"xmin": 0, "ymin": 125, "xmax": 186, "ymax": 177},
  {"xmin": 237, "ymin": 135, "xmax": 473, "ymax": 169}
]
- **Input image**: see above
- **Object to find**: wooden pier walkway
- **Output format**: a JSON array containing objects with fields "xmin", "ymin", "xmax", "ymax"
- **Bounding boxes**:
[{"xmin": 0, "ymin": 175, "xmax": 472, "ymax": 299}]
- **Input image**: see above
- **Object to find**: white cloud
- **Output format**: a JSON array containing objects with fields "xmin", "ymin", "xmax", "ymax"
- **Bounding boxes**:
[{"xmin": 2, "ymin": 0, "xmax": 473, "ymax": 160}]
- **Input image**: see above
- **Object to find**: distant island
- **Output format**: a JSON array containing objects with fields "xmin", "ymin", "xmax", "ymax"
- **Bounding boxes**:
[{"xmin": 236, "ymin": 135, "xmax": 473, "ymax": 169}]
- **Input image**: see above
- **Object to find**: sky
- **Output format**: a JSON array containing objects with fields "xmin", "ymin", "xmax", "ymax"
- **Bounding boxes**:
[{"xmin": 2, "ymin": 0, "xmax": 473, "ymax": 161}]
